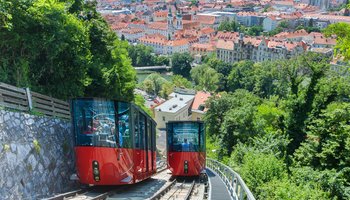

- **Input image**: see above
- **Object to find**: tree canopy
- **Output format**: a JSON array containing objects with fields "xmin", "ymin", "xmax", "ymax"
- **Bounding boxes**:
[
  {"xmin": 204, "ymin": 52, "xmax": 350, "ymax": 199},
  {"xmin": 171, "ymin": 52, "xmax": 193, "ymax": 79},
  {"xmin": 0, "ymin": 0, "xmax": 136, "ymax": 101}
]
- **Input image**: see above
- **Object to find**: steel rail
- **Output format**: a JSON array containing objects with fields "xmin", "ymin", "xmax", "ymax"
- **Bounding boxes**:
[
  {"xmin": 44, "ymin": 189, "xmax": 87, "ymax": 200},
  {"xmin": 149, "ymin": 179, "xmax": 177, "ymax": 200},
  {"xmin": 184, "ymin": 180, "xmax": 196, "ymax": 200}
]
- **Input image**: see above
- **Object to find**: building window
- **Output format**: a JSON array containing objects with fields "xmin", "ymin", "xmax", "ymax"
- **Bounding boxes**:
[{"xmin": 162, "ymin": 116, "xmax": 165, "ymax": 121}]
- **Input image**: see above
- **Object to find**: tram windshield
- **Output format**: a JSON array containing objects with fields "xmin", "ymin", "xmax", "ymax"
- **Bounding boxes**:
[
  {"xmin": 167, "ymin": 122, "xmax": 203, "ymax": 152},
  {"xmin": 71, "ymin": 99, "xmax": 131, "ymax": 148}
]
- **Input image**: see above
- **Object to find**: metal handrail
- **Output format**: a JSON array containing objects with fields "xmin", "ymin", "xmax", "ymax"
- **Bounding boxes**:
[{"xmin": 207, "ymin": 158, "xmax": 255, "ymax": 200}]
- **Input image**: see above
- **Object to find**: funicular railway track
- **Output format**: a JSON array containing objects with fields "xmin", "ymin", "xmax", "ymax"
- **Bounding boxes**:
[
  {"xmin": 149, "ymin": 177, "xmax": 207, "ymax": 200},
  {"xmin": 45, "ymin": 160, "xmax": 168, "ymax": 200}
]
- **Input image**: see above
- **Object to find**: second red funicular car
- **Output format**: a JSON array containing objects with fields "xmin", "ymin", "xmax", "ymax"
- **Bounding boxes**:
[{"xmin": 166, "ymin": 121, "xmax": 206, "ymax": 176}]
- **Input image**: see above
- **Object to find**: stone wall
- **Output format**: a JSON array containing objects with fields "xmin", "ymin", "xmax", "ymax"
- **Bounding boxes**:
[{"xmin": 0, "ymin": 109, "xmax": 77, "ymax": 199}]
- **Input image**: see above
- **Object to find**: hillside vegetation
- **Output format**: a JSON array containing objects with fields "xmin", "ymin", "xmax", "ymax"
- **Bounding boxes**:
[
  {"xmin": 0, "ymin": 0, "xmax": 135, "ymax": 101},
  {"xmin": 204, "ymin": 53, "xmax": 350, "ymax": 199}
]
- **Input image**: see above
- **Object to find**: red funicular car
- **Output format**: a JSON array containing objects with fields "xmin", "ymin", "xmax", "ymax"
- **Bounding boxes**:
[
  {"xmin": 166, "ymin": 121, "xmax": 206, "ymax": 177},
  {"xmin": 71, "ymin": 98, "xmax": 157, "ymax": 185}
]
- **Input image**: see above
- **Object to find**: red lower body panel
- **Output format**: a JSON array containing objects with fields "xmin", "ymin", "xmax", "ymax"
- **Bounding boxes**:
[
  {"xmin": 167, "ymin": 152, "xmax": 206, "ymax": 176},
  {"xmin": 75, "ymin": 147, "xmax": 155, "ymax": 185}
]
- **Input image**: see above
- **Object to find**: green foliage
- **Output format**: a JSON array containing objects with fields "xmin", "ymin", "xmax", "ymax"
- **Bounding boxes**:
[
  {"xmin": 205, "ymin": 90, "xmax": 261, "ymax": 154},
  {"xmin": 294, "ymin": 102, "xmax": 350, "ymax": 170},
  {"xmin": 190, "ymin": 65, "xmax": 219, "ymax": 92},
  {"xmin": 33, "ymin": 139, "xmax": 40, "ymax": 153},
  {"xmin": 0, "ymin": 0, "xmax": 136, "ymax": 100},
  {"xmin": 159, "ymin": 81, "xmax": 174, "ymax": 99},
  {"xmin": 29, "ymin": 109, "xmax": 44, "ymax": 116},
  {"xmin": 217, "ymin": 19, "xmax": 239, "ymax": 32},
  {"xmin": 239, "ymin": 25, "xmax": 264, "ymax": 36},
  {"xmin": 153, "ymin": 55, "xmax": 170, "ymax": 66},
  {"xmin": 171, "ymin": 75, "xmax": 192, "ymax": 88},
  {"xmin": 204, "ymin": 51, "xmax": 350, "ymax": 199},
  {"xmin": 296, "ymin": 25, "xmax": 321, "ymax": 33},
  {"xmin": 259, "ymin": 178, "xmax": 329, "ymax": 200},
  {"xmin": 324, "ymin": 22, "xmax": 350, "ymax": 60},
  {"xmin": 128, "ymin": 44, "xmax": 155, "ymax": 67},
  {"xmin": 134, "ymin": 94, "xmax": 152, "ymax": 117},
  {"xmin": 290, "ymin": 167, "xmax": 349, "ymax": 199},
  {"xmin": 3, "ymin": 144, "xmax": 10, "ymax": 152},
  {"xmin": 227, "ymin": 60, "xmax": 255, "ymax": 92},
  {"xmin": 238, "ymin": 152, "xmax": 287, "ymax": 193},
  {"xmin": 141, "ymin": 73, "xmax": 172, "ymax": 98},
  {"xmin": 203, "ymin": 56, "xmax": 232, "ymax": 91},
  {"xmin": 171, "ymin": 52, "xmax": 193, "ymax": 79}
]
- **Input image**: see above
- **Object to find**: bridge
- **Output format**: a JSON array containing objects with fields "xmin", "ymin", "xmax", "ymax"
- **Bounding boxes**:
[{"xmin": 134, "ymin": 65, "xmax": 171, "ymax": 70}]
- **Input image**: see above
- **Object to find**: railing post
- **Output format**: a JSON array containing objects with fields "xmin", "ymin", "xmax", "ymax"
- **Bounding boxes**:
[{"xmin": 25, "ymin": 87, "xmax": 33, "ymax": 111}]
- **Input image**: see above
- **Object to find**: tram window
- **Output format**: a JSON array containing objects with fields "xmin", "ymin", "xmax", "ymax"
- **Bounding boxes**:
[
  {"xmin": 152, "ymin": 122, "xmax": 157, "ymax": 151},
  {"xmin": 199, "ymin": 123, "xmax": 205, "ymax": 152},
  {"xmin": 134, "ymin": 109, "xmax": 140, "ymax": 149},
  {"xmin": 118, "ymin": 102, "xmax": 132, "ymax": 148},
  {"xmin": 166, "ymin": 123, "xmax": 173, "ymax": 152},
  {"xmin": 139, "ymin": 113, "xmax": 146, "ymax": 149},
  {"xmin": 72, "ymin": 99, "xmax": 117, "ymax": 148},
  {"xmin": 168, "ymin": 122, "xmax": 200, "ymax": 152},
  {"xmin": 147, "ymin": 120, "xmax": 152, "ymax": 150}
]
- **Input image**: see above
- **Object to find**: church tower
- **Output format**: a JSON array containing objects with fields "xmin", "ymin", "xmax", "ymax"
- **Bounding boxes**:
[
  {"xmin": 167, "ymin": 7, "xmax": 174, "ymax": 39},
  {"xmin": 176, "ymin": 10, "xmax": 183, "ymax": 30}
]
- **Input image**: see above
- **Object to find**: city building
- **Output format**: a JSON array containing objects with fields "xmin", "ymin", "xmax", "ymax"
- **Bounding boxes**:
[
  {"xmin": 216, "ymin": 33, "xmax": 306, "ymax": 63},
  {"xmin": 154, "ymin": 89, "xmax": 195, "ymax": 129},
  {"xmin": 191, "ymin": 91, "xmax": 211, "ymax": 121}
]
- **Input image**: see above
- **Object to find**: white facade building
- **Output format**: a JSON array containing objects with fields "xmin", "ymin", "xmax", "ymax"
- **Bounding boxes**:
[{"xmin": 154, "ymin": 91, "xmax": 195, "ymax": 129}]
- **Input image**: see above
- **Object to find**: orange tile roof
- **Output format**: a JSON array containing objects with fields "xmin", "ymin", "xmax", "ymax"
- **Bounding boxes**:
[
  {"xmin": 121, "ymin": 28, "xmax": 144, "ymax": 34},
  {"xmin": 148, "ymin": 22, "xmax": 168, "ymax": 30},
  {"xmin": 215, "ymin": 31, "xmax": 239, "ymax": 41},
  {"xmin": 190, "ymin": 43, "xmax": 216, "ymax": 52},
  {"xmin": 196, "ymin": 15, "xmax": 216, "ymax": 25},
  {"xmin": 216, "ymin": 39, "xmax": 234, "ymax": 50},
  {"xmin": 192, "ymin": 91, "xmax": 211, "ymax": 111},
  {"xmin": 167, "ymin": 39, "xmax": 189, "ymax": 46}
]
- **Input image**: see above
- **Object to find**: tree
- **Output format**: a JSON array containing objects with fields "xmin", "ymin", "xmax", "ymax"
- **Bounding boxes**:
[
  {"xmin": 294, "ymin": 102, "xmax": 350, "ymax": 170},
  {"xmin": 134, "ymin": 94, "xmax": 152, "ymax": 116},
  {"xmin": 153, "ymin": 55, "xmax": 169, "ymax": 66},
  {"xmin": 0, "ymin": 0, "xmax": 91, "ymax": 99},
  {"xmin": 204, "ymin": 56, "xmax": 232, "ymax": 91},
  {"xmin": 204, "ymin": 90, "xmax": 261, "ymax": 154},
  {"xmin": 172, "ymin": 75, "xmax": 192, "ymax": 88},
  {"xmin": 128, "ymin": 44, "xmax": 155, "ymax": 66},
  {"xmin": 227, "ymin": 60, "xmax": 255, "ymax": 92},
  {"xmin": 0, "ymin": 0, "xmax": 136, "ymax": 100},
  {"xmin": 324, "ymin": 22, "xmax": 350, "ymax": 60},
  {"xmin": 171, "ymin": 52, "xmax": 193, "ymax": 79},
  {"xmin": 141, "ymin": 73, "xmax": 169, "ymax": 96},
  {"xmin": 159, "ymin": 81, "xmax": 174, "ymax": 99},
  {"xmin": 217, "ymin": 19, "xmax": 239, "ymax": 32},
  {"xmin": 190, "ymin": 65, "xmax": 219, "ymax": 92}
]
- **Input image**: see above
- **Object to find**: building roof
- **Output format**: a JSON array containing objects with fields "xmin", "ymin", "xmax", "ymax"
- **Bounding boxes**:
[
  {"xmin": 155, "ymin": 92, "xmax": 195, "ymax": 113},
  {"xmin": 216, "ymin": 39, "xmax": 234, "ymax": 50},
  {"xmin": 191, "ymin": 91, "xmax": 211, "ymax": 112},
  {"xmin": 190, "ymin": 43, "xmax": 216, "ymax": 52},
  {"xmin": 148, "ymin": 21, "xmax": 168, "ymax": 30}
]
